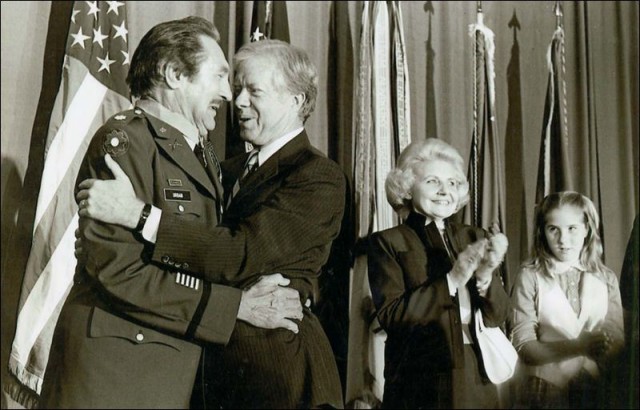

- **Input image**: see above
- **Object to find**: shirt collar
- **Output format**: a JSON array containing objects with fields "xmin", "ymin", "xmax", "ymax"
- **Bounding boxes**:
[
  {"xmin": 427, "ymin": 217, "xmax": 445, "ymax": 231},
  {"xmin": 550, "ymin": 259, "xmax": 586, "ymax": 274},
  {"xmin": 136, "ymin": 99, "xmax": 200, "ymax": 150},
  {"xmin": 255, "ymin": 127, "xmax": 304, "ymax": 166}
]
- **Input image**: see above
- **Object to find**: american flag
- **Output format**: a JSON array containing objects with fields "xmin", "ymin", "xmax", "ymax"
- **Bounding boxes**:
[
  {"xmin": 249, "ymin": 0, "xmax": 290, "ymax": 43},
  {"xmin": 6, "ymin": 1, "xmax": 131, "ymax": 406}
]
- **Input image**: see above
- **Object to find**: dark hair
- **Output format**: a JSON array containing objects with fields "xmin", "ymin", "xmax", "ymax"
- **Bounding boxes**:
[
  {"xmin": 127, "ymin": 16, "xmax": 220, "ymax": 98},
  {"xmin": 234, "ymin": 39, "xmax": 318, "ymax": 122}
]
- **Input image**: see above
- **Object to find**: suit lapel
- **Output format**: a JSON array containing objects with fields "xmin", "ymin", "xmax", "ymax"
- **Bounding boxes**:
[
  {"xmin": 145, "ymin": 113, "xmax": 217, "ymax": 197},
  {"xmin": 230, "ymin": 132, "xmax": 311, "ymax": 208}
]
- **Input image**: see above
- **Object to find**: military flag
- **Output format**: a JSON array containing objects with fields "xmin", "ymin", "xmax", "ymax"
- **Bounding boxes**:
[
  {"xmin": 5, "ymin": 2, "xmax": 131, "ymax": 407},
  {"xmin": 347, "ymin": 1, "xmax": 410, "ymax": 407},
  {"xmin": 463, "ymin": 6, "xmax": 509, "ymax": 287},
  {"xmin": 535, "ymin": 5, "xmax": 573, "ymax": 204}
]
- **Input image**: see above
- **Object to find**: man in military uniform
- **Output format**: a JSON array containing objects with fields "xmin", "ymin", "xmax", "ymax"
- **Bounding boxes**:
[{"xmin": 40, "ymin": 17, "xmax": 302, "ymax": 409}]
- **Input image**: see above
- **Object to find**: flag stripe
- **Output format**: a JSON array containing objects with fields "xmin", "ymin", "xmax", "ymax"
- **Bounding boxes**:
[
  {"xmin": 354, "ymin": 2, "xmax": 373, "ymax": 237},
  {"xmin": 391, "ymin": 1, "xmax": 411, "ymax": 154},
  {"xmin": 10, "ymin": 214, "xmax": 78, "ymax": 392},
  {"xmin": 372, "ymin": 1, "xmax": 395, "ymax": 232},
  {"xmin": 34, "ymin": 63, "xmax": 108, "ymax": 229}
]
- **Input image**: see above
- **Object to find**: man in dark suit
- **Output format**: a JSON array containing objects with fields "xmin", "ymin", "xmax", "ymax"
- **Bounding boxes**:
[
  {"xmin": 76, "ymin": 39, "xmax": 346, "ymax": 408},
  {"xmin": 40, "ymin": 18, "xmax": 302, "ymax": 409}
]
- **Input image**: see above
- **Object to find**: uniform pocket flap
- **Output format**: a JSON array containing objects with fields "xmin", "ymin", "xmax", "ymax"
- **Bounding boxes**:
[{"xmin": 90, "ymin": 307, "xmax": 182, "ymax": 352}]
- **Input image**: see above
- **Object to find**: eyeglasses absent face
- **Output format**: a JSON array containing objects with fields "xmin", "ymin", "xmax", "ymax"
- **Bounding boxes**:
[
  {"xmin": 410, "ymin": 159, "xmax": 463, "ymax": 221},
  {"xmin": 544, "ymin": 205, "xmax": 587, "ymax": 263}
]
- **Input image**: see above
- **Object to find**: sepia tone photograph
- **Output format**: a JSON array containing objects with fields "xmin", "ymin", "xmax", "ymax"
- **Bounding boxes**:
[{"xmin": 1, "ymin": 1, "xmax": 638, "ymax": 408}]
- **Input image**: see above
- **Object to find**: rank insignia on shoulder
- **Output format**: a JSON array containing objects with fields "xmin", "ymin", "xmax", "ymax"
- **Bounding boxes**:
[
  {"xmin": 114, "ymin": 114, "xmax": 126, "ymax": 121},
  {"xmin": 103, "ymin": 129, "xmax": 130, "ymax": 157}
]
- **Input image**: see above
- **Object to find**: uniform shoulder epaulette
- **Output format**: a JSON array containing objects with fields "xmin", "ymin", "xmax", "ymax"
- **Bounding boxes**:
[{"xmin": 106, "ymin": 108, "xmax": 145, "ymax": 126}]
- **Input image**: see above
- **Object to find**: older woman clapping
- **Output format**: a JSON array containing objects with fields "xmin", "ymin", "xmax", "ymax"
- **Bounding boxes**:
[{"xmin": 368, "ymin": 138, "xmax": 510, "ymax": 409}]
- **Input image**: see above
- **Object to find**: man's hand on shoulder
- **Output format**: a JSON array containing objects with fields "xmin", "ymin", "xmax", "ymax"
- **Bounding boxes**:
[
  {"xmin": 77, "ymin": 154, "xmax": 144, "ymax": 229},
  {"xmin": 237, "ymin": 273, "xmax": 304, "ymax": 333}
]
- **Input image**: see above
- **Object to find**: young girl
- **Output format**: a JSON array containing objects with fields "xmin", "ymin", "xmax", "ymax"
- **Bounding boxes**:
[{"xmin": 510, "ymin": 191, "xmax": 624, "ymax": 409}]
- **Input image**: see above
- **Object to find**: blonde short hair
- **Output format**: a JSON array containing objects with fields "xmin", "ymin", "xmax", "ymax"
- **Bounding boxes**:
[{"xmin": 385, "ymin": 138, "xmax": 470, "ymax": 219}]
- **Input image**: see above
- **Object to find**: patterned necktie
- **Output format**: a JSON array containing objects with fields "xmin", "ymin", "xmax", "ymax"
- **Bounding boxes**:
[
  {"xmin": 229, "ymin": 150, "xmax": 259, "ymax": 207},
  {"xmin": 241, "ymin": 149, "xmax": 260, "ymax": 180}
]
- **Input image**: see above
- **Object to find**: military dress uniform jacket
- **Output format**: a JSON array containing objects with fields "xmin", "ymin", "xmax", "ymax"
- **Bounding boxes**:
[
  {"xmin": 367, "ymin": 212, "xmax": 511, "ymax": 409},
  {"xmin": 150, "ymin": 132, "xmax": 346, "ymax": 408},
  {"xmin": 40, "ymin": 108, "xmax": 241, "ymax": 409}
]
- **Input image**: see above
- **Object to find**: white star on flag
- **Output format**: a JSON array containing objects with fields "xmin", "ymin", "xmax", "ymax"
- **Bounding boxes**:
[
  {"xmin": 71, "ymin": 27, "xmax": 90, "ymax": 49},
  {"xmin": 251, "ymin": 27, "xmax": 264, "ymax": 42},
  {"xmin": 113, "ymin": 20, "xmax": 128, "ymax": 42},
  {"xmin": 97, "ymin": 53, "xmax": 116, "ymax": 73},
  {"xmin": 71, "ymin": 8, "xmax": 80, "ymax": 24},
  {"xmin": 85, "ymin": 1, "xmax": 99, "ymax": 19},
  {"xmin": 93, "ymin": 26, "xmax": 108, "ymax": 48},
  {"xmin": 121, "ymin": 50, "xmax": 130, "ymax": 65},
  {"xmin": 106, "ymin": 1, "xmax": 125, "ymax": 16}
]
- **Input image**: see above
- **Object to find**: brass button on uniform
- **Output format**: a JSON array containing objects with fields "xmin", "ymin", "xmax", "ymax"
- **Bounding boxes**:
[
  {"xmin": 178, "ymin": 204, "xmax": 185, "ymax": 212},
  {"xmin": 162, "ymin": 255, "xmax": 170, "ymax": 263},
  {"xmin": 136, "ymin": 332, "xmax": 144, "ymax": 342},
  {"xmin": 183, "ymin": 262, "xmax": 189, "ymax": 270}
]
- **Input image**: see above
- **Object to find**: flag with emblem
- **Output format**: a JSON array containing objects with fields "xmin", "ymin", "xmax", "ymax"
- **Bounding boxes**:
[
  {"xmin": 5, "ymin": 2, "xmax": 131, "ymax": 407},
  {"xmin": 535, "ymin": 7, "xmax": 573, "ymax": 205},
  {"xmin": 462, "ymin": 7, "xmax": 509, "ymax": 288}
]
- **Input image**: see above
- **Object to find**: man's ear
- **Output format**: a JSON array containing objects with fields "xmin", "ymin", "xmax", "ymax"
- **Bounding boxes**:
[
  {"xmin": 292, "ymin": 92, "xmax": 306, "ymax": 111},
  {"xmin": 164, "ymin": 63, "xmax": 183, "ymax": 90}
]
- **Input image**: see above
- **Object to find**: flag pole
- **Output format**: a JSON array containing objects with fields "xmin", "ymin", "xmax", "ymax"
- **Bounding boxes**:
[{"xmin": 265, "ymin": 1, "xmax": 273, "ymax": 39}]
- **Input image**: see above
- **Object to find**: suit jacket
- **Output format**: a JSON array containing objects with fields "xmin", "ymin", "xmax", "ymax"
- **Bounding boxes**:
[
  {"xmin": 40, "ymin": 108, "xmax": 241, "ymax": 409},
  {"xmin": 368, "ymin": 212, "xmax": 511, "ymax": 409},
  {"xmin": 152, "ymin": 132, "xmax": 346, "ymax": 408}
]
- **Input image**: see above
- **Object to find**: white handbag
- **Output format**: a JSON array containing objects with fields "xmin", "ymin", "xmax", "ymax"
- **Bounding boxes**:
[{"xmin": 474, "ymin": 308, "xmax": 518, "ymax": 384}]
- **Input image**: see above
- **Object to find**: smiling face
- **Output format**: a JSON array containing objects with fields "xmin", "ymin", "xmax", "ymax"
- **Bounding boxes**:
[
  {"xmin": 543, "ymin": 205, "xmax": 588, "ymax": 263},
  {"xmin": 410, "ymin": 159, "xmax": 462, "ymax": 222},
  {"xmin": 178, "ymin": 35, "xmax": 231, "ymax": 136},
  {"xmin": 233, "ymin": 55, "xmax": 303, "ymax": 147}
]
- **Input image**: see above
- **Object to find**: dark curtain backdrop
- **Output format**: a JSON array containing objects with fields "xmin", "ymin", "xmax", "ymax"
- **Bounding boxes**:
[{"xmin": 2, "ymin": 1, "xmax": 638, "ymax": 408}]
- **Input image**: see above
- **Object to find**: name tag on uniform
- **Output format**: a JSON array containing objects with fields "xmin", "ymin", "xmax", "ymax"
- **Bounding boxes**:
[{"xmin": 164, "ymin": 189, "xmax": 191, "ymax": 201}]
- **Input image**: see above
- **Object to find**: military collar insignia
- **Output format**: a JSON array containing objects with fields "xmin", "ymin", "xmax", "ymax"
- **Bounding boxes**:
[{"xmin": 169, "ymin": 139, "xmax": 183, "ymax": 150}]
